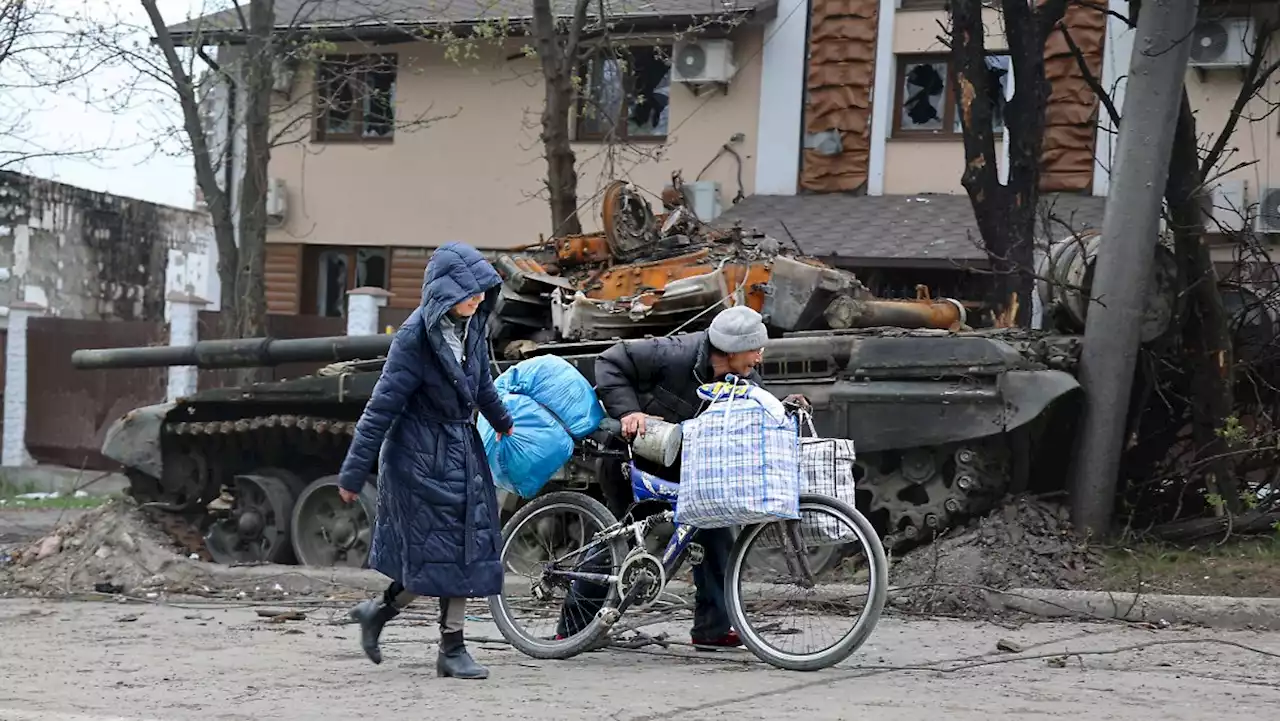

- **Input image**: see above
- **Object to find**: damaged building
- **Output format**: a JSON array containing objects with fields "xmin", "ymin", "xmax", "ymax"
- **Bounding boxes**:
[
  {"xmin": 167, "ymin": 0, "xmax": 1273, "ymax": 323},
  {"xmin": 0, "ymin": 170, "xmax": 217, "ymax": 324}
]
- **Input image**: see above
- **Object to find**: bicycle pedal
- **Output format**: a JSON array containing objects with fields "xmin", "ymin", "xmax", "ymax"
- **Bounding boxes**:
[{"xmin": 687, "ymin": 543, "xmax": 705, "ymax": 566}]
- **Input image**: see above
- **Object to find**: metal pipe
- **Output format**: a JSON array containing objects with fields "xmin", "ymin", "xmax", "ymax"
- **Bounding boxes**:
[{"xmin": 823, "ymin": 296, "xmax": 965, "ymax": 330}]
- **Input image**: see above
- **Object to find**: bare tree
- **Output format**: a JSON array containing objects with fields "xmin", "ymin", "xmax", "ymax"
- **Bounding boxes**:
[
  {"xmin": 949, "ymin": 0, "xmax": 1068, "ymax": 327},
  {"xmin": 134, "ymin": 0, "xmax": 276, "ymax": 344},
  {"xmin": 73, "ymin": 1, "xmax": 451, "ymax": 353},
  {"xmin": 525, "ymin": 1, "xmax": 750, "ymax": 238},
  {"xmin": 530, "ymin": 0, "xmax": 591, "ymax": 237},
  {"xmin": 0, "ymin": 0, "xmax": 113, "ymax": 170},
  {"xmin": 1065, "ymin": 0, "xmax": 1280, "ymax": 520}
]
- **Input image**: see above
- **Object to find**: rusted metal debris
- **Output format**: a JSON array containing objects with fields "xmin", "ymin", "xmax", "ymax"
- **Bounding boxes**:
[{"xmin": 490, "ymin": 172, "xmax": 973, "ymax": 358}]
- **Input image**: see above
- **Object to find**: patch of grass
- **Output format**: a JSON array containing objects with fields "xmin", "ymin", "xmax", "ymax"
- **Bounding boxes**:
[{"xmin": 1087, "ymin": 535, "xmax": 1280, "ymax": 598}]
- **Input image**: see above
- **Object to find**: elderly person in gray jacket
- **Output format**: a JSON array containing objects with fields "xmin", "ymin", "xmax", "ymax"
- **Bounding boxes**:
[{"xmin": 555, "ymin": 306, "xmax": 808, "ymax": 647}]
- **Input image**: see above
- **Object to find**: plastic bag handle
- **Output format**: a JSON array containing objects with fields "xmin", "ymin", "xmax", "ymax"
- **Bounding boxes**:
[{"xmin": 797, "ymin": 409, "xmax": 818, "ymax": 438}]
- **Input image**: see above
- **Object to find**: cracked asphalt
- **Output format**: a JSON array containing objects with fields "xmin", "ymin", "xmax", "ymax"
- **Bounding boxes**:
[{"xmin": 0, "ymin": 598, "xmax": 1277, "ymax": 720}]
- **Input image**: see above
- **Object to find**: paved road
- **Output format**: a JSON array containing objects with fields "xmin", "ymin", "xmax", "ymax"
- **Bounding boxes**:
[
  {"xmin": 0, "ymin": 599, "xmax": 1276, "ymax": 720},
  {"xmin": 0, "ymin": 509, "xmax": 86, "ymax": 546}
]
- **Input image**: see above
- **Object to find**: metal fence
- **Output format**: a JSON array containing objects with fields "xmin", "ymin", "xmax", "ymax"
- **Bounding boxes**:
[{"xmin": 25, "ymin": 317, "xmax": 166, "ymax": 470}]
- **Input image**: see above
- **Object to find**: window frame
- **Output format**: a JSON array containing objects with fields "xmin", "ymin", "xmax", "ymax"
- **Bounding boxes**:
[
  {"xmin": 300, "ymin": 245, "xmax": 392, "ymax": 317},
  {"xmin": 892, "ymin": 52, "xmax": 1010, "ymax": 140},
  {"xmin": 574, "ymin": 43, "xmax": 672, "ymax": 144},
  {"xmin": 312, "ymin": 53, "xmax": 398, "ymax": 144}
]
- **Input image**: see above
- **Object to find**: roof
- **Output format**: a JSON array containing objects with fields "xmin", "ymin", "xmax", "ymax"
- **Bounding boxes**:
[
  {"xmin": 715, "ymin": 193, "xmax": 1108, "ymax": 268},
  {"xmin": 166, "ymin": 0, "xmax": 775, "ymax": 39}
]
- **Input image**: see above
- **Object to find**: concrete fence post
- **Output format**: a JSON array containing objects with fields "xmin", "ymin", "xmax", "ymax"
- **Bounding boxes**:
[
  {"xmin": 347, "ymin": 287, "xmax": 392, "ymax": 336},
  {"xmin": 3, "ymin": 300, "xmax": 45, "ymax": 468},
  {"xmin": 165, "ymin": 292, "xmax": 210, "ymax": 402}
]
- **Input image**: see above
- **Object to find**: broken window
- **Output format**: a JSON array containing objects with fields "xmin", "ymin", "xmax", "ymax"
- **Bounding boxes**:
[
  {"xmin": 304, "ymin": 246, "xmax": 390, "ymax": 317},
  {"xmin": 894, "ymin": 53, "xmax": 1010, "ymax": 137},
  {"xmin": 576, "ymin": 45, "xmax": 671, "ymax": 141},
  {"xmin": 314, "ymin": 54, "xmax": 397, "ymax": 142}
]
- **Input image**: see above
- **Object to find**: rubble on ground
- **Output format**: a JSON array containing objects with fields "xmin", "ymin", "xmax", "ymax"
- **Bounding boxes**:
[
  {"xmin": 0, "ymin": 500, "xmax": 198, "ymax": 596},
  {"xmin": 889, "ymin": 496, "xmax": 1102, "ymax": 616}
]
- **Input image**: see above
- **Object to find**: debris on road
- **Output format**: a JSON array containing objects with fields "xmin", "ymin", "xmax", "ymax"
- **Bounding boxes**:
[
  {"xmin": 996, "ymin": 638, "xmax": 1025, "ymax": 653},
  {"xmin": 890, "ymin": 496, "xmax": 1100, "ymax": 615},
  {"xmin": 257, "ymin": 609, "xmax": 307, "ymax": 623}
]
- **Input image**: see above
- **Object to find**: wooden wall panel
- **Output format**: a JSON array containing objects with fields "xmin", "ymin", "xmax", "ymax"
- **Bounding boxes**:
[
  {"xmin": 388, "ymin": 247, "xmax": 431, "ymax": 309},
  {"xmin": 1040, "ymin": 1, "xmax": 1107, "ymax": 193},
  {"xmin": 264, "ymin": 243, "xmax": 302, "ymax": 315},
  {"xmin": 800, "ymin": 0, "xmax": 879, "ymax": 193}
]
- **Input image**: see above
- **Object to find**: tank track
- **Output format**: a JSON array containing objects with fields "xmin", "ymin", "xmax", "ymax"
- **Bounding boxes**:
[
  {"xmin": 144, "ymin": 414, "xmax": 1006, "ymax": 562},
  {"xmin": 166, "ymin": 415, "xmax": 357, "ymax": 439},
  {"xmin": 860, "ymin": 439, "xmax": 1009, "ymax": 552}
]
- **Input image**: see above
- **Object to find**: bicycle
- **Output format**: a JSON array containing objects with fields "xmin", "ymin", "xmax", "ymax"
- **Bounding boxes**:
[{"xmin": 488, "ymin": 404, "xmax": 889, "ymax": 672}]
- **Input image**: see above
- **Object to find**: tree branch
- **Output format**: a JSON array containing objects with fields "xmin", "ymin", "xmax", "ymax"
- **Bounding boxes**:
[{"xmin": 1058, "ymin": 20, "xmax": 1119, "ymax": 128}]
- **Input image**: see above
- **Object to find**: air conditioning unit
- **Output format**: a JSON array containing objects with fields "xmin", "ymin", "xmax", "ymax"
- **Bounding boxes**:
[
  {"xmin": 1205, "ymin": 179, "xmax": 1247, "ymax": 233},
  {"xmin": 272, "ymin": 59, "xmax": 296, "ymax": 95},
  {"xmin": 672, "ymin": 39, "xmax": 737, "ymax": 85},
  {"xmin": 1255, "ymin": 186, "xmax": 1280, "ymax": 235},
  {"xmin": 1188, "ymin": 17, "xmax": 1255, "ymax": 69},
  {"xmin": 266, "ymin": 178, "xmax": 288, "ymax": 224}
]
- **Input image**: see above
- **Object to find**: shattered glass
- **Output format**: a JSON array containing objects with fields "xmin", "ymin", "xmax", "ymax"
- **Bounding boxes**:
[{"xmin": 899, "ymin": 61, "xmax": 947, "ymax": 130}]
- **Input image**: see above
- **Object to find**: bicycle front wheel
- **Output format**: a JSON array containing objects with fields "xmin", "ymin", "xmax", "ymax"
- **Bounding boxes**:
[{"xmin": 724, "ymin": 493, "xmax": 888, "ymax": 672}]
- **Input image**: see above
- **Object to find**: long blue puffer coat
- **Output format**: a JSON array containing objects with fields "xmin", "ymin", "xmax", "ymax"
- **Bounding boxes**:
[{"xmin": 337, "ymin": 242, "xmax": 513, "ymax": 598}]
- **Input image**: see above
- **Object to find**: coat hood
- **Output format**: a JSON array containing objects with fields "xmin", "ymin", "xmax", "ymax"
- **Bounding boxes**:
[{"xmin": 420, "ymin": 242, "xmax": 503, "ymax": 327}]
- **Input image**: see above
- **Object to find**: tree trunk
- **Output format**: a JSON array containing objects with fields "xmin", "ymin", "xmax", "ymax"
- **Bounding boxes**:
[
  {"xmin": 1069, "ymin": 0, "xmax": 1199, "ymax": 537},
  {"xmin": 232, "ymin": 0, "xmax": 273, "ymax": 345},
  {"xmin": 1166, "ymin": 92, "xmax": 1240, "ymax": 514},
  {"xmin": 140, "ymin": 0, "xmax": 238, "ymax": 335},
  {"xmin": 950, "ymin": 0, "xmax": 1066, "ymax": 327},
  {"xmin": 532, "ymin": 0, "xmax": 585, "ymax": 237}
]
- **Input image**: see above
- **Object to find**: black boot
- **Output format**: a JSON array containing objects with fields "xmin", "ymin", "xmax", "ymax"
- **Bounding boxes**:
[
  {"xmin": 349, "ymin": 598, "xmax": 399, "ymax": 665},
  {"xmin": 436, "ymin": 630, "xmax": 489, "ymax": 680}
]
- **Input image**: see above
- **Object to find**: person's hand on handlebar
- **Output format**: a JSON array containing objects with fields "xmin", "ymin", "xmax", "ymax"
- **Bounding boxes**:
[{"xmin": 620, "ymin": 412, "xmax": 657, "ymax": 439}]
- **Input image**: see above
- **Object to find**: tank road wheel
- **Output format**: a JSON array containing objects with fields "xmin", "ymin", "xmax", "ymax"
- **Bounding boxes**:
[
  {"xmin": 290, "ymin": 474, "xmax": 378, "ymax": 568},
  {"xmin": 204, "ymin": 473, "xmax": 297, "ymax": 565}
]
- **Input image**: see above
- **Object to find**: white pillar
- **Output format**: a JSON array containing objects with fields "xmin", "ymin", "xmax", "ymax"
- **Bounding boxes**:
[
  {"xmin": 3, "ymin": 301, "xmax": 43, "ymax": 467},
  {"xmin": 165, "ymin": 292, "xmax": 209, "ymax": 402},
  {"xmin": 1093, "ymin": 0, "xmax": 1134, "ymax": 197},
  {"xmin": 867, "ymin": 0, "xmax": 898, "ymax": 196},
  {"xmin": 346, "ymin": 287, "xmax": 392, "ymax": 336},
  {"xmin": 753, "ymin": 0, "xmax": 810, "ymax": 195}
]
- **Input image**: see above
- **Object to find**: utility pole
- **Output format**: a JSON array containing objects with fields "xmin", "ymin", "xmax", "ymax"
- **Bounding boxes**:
[{"xmin": 1069, "ymin": 0, "xmax": 1199, "ymax": 536}]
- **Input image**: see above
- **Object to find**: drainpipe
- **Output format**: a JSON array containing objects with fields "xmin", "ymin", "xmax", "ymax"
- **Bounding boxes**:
[{"xmin": 866, "ymin": 0, "xmax": 897, "ymax": 196}]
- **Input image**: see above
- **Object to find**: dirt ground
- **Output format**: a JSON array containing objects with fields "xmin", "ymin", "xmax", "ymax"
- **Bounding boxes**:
[{"xmin": 0, "ymin": 598, "xmax": 1278, "ymax": 721}]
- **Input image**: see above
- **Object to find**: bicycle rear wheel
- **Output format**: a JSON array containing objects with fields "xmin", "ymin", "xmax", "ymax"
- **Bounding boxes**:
[
  {"xmin": 489, "ymin": 491, "xmax": 628, "ymax": 660},
  {"xmin": 724, "ymin": 493, "xmax": 888, "ymax": 672}
]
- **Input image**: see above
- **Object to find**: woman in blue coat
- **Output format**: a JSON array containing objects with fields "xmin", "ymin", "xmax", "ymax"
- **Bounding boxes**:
[{"xmin": 339, "ymin": 242, "xmax": 513, "ymax": 680}]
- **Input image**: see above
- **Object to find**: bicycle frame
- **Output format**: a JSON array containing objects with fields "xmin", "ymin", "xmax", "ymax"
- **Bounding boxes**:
[
  {"xmin": 536, "ymin": 461, "xmax": 699, "ymax": 592},
  {"xmin": 539, "ymin": 396, "xmax": 818, "ymax": 601}
]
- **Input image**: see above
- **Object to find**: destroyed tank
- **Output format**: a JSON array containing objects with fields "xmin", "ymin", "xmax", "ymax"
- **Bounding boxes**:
[{"xmin": 69, "ymin": 178, "xmax": 1117, "ymax": 568}]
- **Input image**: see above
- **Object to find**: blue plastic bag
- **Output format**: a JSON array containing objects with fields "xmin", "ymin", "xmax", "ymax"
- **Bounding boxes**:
[
  {"xmin": 492, "ymin": 355, "xmax": 604, "ymax": 438},
  {"xmin": 478, "ymin": 393, "xmax": 576, "ymax": 498}
]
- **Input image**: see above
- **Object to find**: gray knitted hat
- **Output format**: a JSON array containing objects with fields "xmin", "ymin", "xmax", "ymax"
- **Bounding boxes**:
[{"xmin": 708, "ymin": 306, "xmax": 768, "ymax": 354}]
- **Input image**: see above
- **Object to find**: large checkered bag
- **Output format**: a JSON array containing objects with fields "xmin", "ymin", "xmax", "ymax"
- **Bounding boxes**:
[
  {"xmin": 673, "ymin": 378, "xmax": 802, "ymax": 529},
  {"xmin": 753, "ymin": 411, "xmax": 859, "ymax": 549}
]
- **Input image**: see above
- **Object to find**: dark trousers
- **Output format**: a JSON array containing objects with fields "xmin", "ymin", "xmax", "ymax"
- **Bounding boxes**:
[{"xmin": 555, "ymin": 525, "xmax": 734, "ymax": 640}]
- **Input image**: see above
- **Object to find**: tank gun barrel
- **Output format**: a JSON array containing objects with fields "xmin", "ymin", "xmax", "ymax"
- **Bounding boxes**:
[{"xmin": 71, "ymin": 335, "xmax": 394, "ymax": 371}]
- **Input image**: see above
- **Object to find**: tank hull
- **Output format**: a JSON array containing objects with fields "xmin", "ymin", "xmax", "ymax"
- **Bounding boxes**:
[{"xmin": 97, "ymin": 328, "xmax": 1082, "ymax": 563}]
